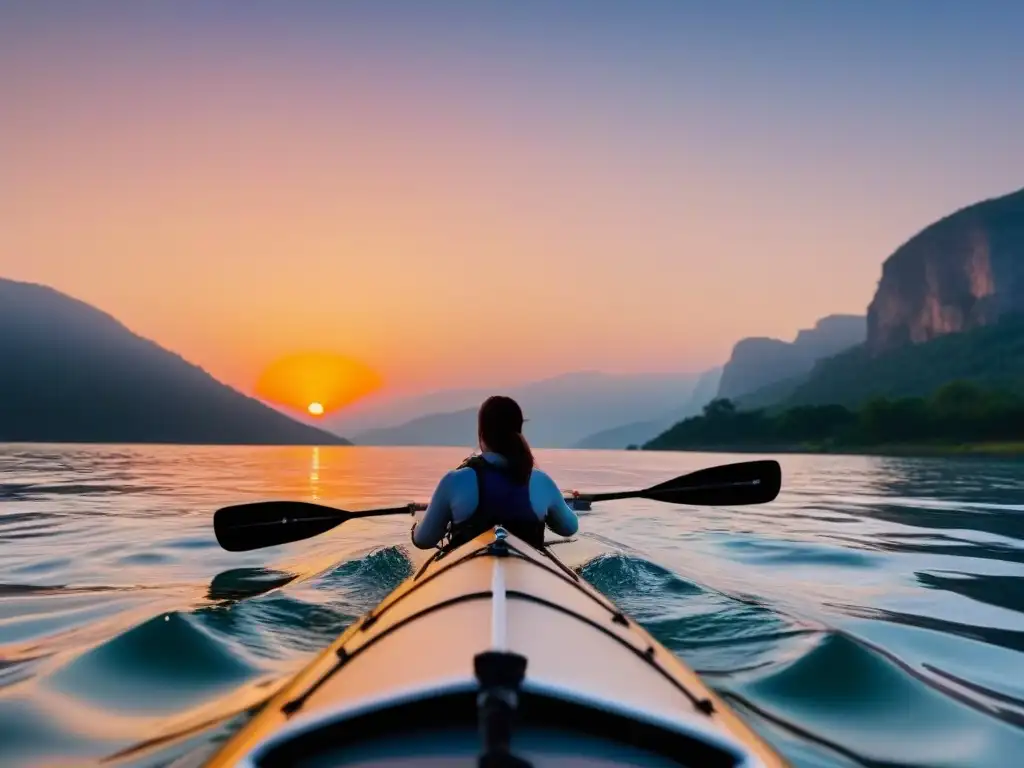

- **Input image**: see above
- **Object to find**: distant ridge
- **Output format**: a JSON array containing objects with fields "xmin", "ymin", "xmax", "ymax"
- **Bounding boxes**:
[
  {"xmin": 775, "ymin": 315, "xmax": 1024, "ymax": 408},
  {"xmin": 350, "ymin": 370, "xmax": 700, "ymax": 448},
  {"xmin": 716, "ymin": 314, "xmax": 865, "ymax": 400},
  {"xmin": 0, "ymin": 278, "xmax": 350, "ymax": 445},
  {"xmin": 573, "ymin": 366, "xmax": 723, "ymax": 449}
]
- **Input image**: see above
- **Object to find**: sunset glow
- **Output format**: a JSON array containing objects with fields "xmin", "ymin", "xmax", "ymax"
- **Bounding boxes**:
[
  {"xmin": 2, "ymin": 5, "xmax": 1022, "ymax": 399},
  {"xmin": 255, "ymin": 353, "xmax": 382, "ymax": 417}
]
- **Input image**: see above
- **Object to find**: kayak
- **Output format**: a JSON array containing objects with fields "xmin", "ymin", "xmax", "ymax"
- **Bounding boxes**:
[{"xmin": 204, "ymin": 525, "xmax": 790, "ymax": 767}]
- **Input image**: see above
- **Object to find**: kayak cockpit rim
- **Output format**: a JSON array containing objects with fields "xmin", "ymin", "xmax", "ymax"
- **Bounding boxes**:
[{"xmin": 232, "ymin": 677, "xmax": 760, "ymax": 767}]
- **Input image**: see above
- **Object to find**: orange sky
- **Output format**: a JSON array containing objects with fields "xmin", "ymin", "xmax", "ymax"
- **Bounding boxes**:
[{"xmin": 2, "ymin": 5, "xmax": 1021, "ymax": 403}]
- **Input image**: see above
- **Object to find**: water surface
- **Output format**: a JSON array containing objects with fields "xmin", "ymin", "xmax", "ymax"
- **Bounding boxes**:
[{"xmin": 1, "ymin": 445, "xmax": 1023, "ymax": 766}]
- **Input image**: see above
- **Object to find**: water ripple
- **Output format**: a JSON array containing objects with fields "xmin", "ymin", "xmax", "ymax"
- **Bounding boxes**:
[{"xmin": 0, "ymin": 445, "xmax": 1022, "ymax": 766}]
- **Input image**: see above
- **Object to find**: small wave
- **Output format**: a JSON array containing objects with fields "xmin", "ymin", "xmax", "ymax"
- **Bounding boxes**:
[
  {"xmin": 100, "ymin": 708, "xmax": 256, "ymax": 768},
  {"xmin": 578, "ymin": 551, "xmax": 817, "ymax": 676},
  {"xmin": 206, "ymin": 567, "xmax": 297, "ymax": 602},
  {"xmin": 0, "ymin": 695, "xmax": 108, "ymax": 767},
  {"xmin": 0, "ymin": 656, "xmax": 46, "ymax": 691},
  {"xmin": 915, "ymin": 571, "xmax": 1024, "ymax": 615},
  {"xmin": 0, "ymin": 582, "xmax": 123, "ymax": 597},
  {"xmin": 924, "ymin": 665, "xmax": 1024, "ymax": 729},
  {"xmin": 166, "ymin": 537, "xmax": 218, "ymax": 551},
  {"xmin": 114, "ymin": 552, "xmax": 175, "ymax": 566},
  {"xmin": 833, "ymin": 532, "xmax": 1024, "ymax": 566},
  {"xmin": 194, "ymin": 547, "xmax": 414, "ymax": 661},
  {"xmin": 0, "ymin": 485, "xmax": 41, "ymax": 501},
  {"xmin": 578, "ymin": 552, "xmax": 704, "ymax": 598},
  {"xmin": 725, "ymin": 630, "xmax": 1024, "ymax": 767},
  {"xmin": 197, "ymin": 595, "xmax": 354, "ymax": 659},
  {"xmin": 315, "ymin": 545, "xmax": 414, "ymax": 606},
  {"xmin": 45, "ymin": 611, "xmax": 260, "ymax": 714},
  {"xmin": 8, "ymin": 557, "xmax": 74, "ymax": 575},
  {"xmin": 0, "ymin": 511, "xmax": 63, "ymax": 541},
  {"xmin": 0, "ymin": 483, "xmax": 164, "ymax": 501},
  {"xmin": 718, "ymin": 537, "xmax": 878, "ymax": 569}
]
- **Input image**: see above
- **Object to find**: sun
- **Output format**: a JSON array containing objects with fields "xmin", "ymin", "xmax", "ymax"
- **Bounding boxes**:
[{"xmin": 254, "ymin": 353, "xmax": 382, "ymax": 418}]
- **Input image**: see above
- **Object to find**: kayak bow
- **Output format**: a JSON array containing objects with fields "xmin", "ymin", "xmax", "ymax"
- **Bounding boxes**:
[{"xmin": 205, "ymin": 526, "xmax": 789, "ymax": 767}]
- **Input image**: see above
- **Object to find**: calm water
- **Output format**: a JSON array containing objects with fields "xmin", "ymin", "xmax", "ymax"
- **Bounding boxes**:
[{"xmin": 2, "ymin": 445, "xmax": 1024, "ymax": 767}]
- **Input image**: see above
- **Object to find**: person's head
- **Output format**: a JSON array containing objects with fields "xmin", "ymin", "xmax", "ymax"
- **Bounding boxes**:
[{"xmin": 478, "ymin": 395, "xmax": 534, "ymax": 484}]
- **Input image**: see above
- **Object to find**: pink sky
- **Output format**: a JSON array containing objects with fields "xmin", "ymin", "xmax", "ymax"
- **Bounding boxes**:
[{"xmin": 2, "ymin": 4, "xmax": 1021, "ymax": 400}]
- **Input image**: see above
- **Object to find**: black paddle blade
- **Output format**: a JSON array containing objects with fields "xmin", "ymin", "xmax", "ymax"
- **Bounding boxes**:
[
  {"xmin": 643, "ymin": 459, "xmax": 781, "ymax": 506},
  {"xmin": 213, "ymin": 501, "xmax": 351, "ymax": 552}
]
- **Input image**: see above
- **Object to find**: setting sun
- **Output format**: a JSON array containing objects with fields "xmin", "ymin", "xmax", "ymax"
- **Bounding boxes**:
[{"xmin": 255, "ymin": 352, "xmax": 383, "ymax": 418}]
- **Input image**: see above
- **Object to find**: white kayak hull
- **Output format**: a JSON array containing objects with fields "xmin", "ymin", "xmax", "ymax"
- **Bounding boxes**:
[{"xmin": 205, "ymin": 527, "xmax": 789, "ymax": 767}]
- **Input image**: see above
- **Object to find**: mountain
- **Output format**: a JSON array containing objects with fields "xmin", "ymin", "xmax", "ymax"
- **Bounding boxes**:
[
  {"xmin": 352, "ymin": 408, "xmax": 478, "ymax": 447},
  {"xmin": 868, "ymin": 187, "xmax": 1024, "ymax": 354},
  {"xmin": 573, "ymin": 366, "xmax": 722, "ymax": 449},
  {"xmin": 716, "ymin": 314, "xmax": 866, "ymax": 400},
  {"xmin": 644, "ymin": 379, "xmax": 1024, "ymax": 454},
  {"xmin": 351, "ymin": 370, "xmax": 699, "ymax": 448},
  {"xmin": 0, "ymin": 278, "xmax": 349, "ymax": 445},
  {"xmin": 324, "ymin": 384, "xmax": 498, "ymax": 435},
  {"xmin": 775, "ymin": 314, "xmax": 1024, "ymax": 408},
  {"xmin": 732, "ymin": 374, "xmax": 806, "ymax": 410},
  {"xmin": 730, "ymin": 188, "xmax": 1024, "ymax": 410},
  {"xmin": 639, "ymin": 188, "xmax": 1024, "ymax": 424}
]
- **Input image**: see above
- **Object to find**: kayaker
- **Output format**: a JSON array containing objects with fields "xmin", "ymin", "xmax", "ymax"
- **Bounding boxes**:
[{"xmin": 411, "ymin": 395, "xmax": 579, "ymax": 549}]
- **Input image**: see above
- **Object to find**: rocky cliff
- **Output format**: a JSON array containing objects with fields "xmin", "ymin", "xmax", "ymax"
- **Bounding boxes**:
[
  {"xmin": 716, "ymin": 315, "xmax": 865, "ymax": 400},
  {"xmin": 867, "ymin": 187, "xmax": 1024, "ymax": 353}
]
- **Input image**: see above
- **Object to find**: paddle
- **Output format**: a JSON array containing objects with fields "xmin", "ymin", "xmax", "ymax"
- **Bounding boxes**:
[
  {"xmin": 214, "ymin": 501, "xmax": 427, "ymax": 553},
  {"xmin": 570, "ymin": 459, "xmax": 781, "ymax": 505},
  {"xmin": 213, "ymin": 459, "xmax": 781, "ymax": 553}
]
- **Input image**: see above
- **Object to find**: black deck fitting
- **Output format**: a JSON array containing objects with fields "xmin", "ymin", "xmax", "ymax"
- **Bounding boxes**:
[{"xmin": 474, "ymin": 651, "xmax": 533, "ymax": 768}]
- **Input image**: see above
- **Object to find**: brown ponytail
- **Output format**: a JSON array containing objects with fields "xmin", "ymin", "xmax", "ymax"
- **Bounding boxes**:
[{"xmin": 478, "ymin": 395, "xmax": 534, "ymax": 485}]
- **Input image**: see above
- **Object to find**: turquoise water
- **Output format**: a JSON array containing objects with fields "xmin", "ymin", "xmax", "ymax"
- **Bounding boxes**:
[{"xmin": 1, "ymin": 445, "xmax": 1023, "ymax": 767}]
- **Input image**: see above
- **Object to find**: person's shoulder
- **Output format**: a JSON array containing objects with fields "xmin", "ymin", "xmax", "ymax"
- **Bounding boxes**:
[
  {"xmin": 529, "ymin": 467, "xmax": 561, "ymax": 493},
  {"xmin": 443, "ymin": 454, "xmax": 481, "ymax": 477},
  {"xmin": 440, "ymin": 466, "xmax": 475, "ymax": 484},
  {"xmin": 530, "ymin": 465, "xmax": 555, "ymax": 482},
  {"xmin": 455, "ymin": 453, "xmax": 489, "ymax": 469},
  {"xmin": 430, "ymin": 467, "xmax": 475, "ymax": 504}
]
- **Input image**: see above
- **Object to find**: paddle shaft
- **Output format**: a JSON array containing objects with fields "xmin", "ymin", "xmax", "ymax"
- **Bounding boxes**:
[
  {"xmin": 213, "ymin": 459, "xmax": 781, "ymax": 552},
  {"xmin": 231, "ymin": 504, "xmax": 426, "ymax": 529},
  {"xmin": 578, "ymin": 476, "xmax": 766, "ymax": 503}
]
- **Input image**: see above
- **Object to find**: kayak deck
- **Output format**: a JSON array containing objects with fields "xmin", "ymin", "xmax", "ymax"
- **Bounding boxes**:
[{"xmin": 206, "ymin": 528, "xmax": 787, "ymax": 767}]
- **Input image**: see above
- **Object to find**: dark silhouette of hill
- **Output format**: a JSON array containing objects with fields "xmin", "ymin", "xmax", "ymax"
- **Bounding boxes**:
[{"xmin": 0, "ymin": 279, "xmax": 349, "ymax": 445}]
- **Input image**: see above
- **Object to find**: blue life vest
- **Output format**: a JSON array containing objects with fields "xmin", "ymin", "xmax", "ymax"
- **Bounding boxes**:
[{"xmin": 446, "ymin": 455, "xmax": 545, "ymax": 548}]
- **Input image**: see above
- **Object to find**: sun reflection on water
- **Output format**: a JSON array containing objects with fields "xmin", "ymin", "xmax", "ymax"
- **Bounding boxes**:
[{"xmin": 309, "ymin": 446, "xmax": 320, "ymax": 499}]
